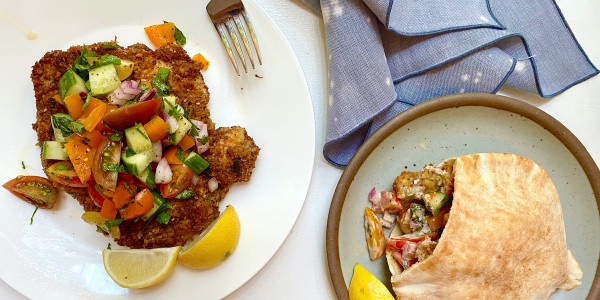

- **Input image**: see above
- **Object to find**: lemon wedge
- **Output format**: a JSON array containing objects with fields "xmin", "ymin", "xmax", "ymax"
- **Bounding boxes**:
[
  {"xmin": 178, "ymin": 205, "xmax": 240, "ymax": 269},
  {"xmin": 102, "ymin": 246, "xmax": 180, "ymax": 289},
  {"xmin": 349, "ymin": 263, "xmax": 394, "ymax": 300}
]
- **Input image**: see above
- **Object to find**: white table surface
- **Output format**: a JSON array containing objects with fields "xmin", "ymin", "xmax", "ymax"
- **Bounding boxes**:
[{"xmin": 1, "ymin": 0, "xmax": 598, "ymax": 299}]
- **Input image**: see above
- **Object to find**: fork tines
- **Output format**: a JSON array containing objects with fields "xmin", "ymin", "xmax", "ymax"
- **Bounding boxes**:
[{"xmin": 207, "ymin": 0, "xmax": 262, "ymax": 76}]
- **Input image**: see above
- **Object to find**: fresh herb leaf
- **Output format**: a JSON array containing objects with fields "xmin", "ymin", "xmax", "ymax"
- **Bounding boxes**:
[
  {"xmin": 58, "ymin": 69, "xmax": 79, "ymax": 98},
  {"xmin": 52, "ymin": 114, "xmax": 78, "ymax": 136},
  {"xmin": 123, "ymin": 99, "xmax": 137, "ymax": 106},
  {"xmin": 97, "ymin": 54, "xmax": 121, "ymax": 67},
  {"xmin": 69, "ymin": 121, "xmax": 84, "ymax": 134},
  {"xmin": 175, "ymin": 148, "xmax": 186, "ymax": 162},
  {"xmin": 174, "ymin": 26, "xmax": 186, "ymax": 45},
  {"xmin": 102, "ymin": 43, "xmax": 120, "ymax": 49},
  {"xmin": 123, "ymin": 182, "xmax": 134, "ymax": 194},
  {"xmin": 21, "ymin": 161, "xmax": 26, "ymax": 169},
  {"xmin": 107, "ymin": 243, "xmax": 112, "ymax": 249},
  {"xmin": 81, "ymin": 92, "xmax": 92, "ymax": 111},
  {"xmin": 72, "ymin": 46, "xmax": 97, "ymax": 80},
  {"xmin": 175, "ymin": 189, "xmax": 194, "ymax": 199},
  {"xmin": 54, "ymin": 163, "xmax": 74, "ymax": 171},
  {"xmin": 199, "ymin": 136, "xmax": 208, "ymax": 145},
  {"xmin": 151, "ymin": 67, "xmax": 171, "ymax": 96},
  {"xmin": 96, "ymin": 226, "xmax": 104, "ymax": 233},
  {"xmin": 102, "ymin": 163, "xmax": 124, "ymax": 172},
  {"xmin": 108, "ymin": 132, "xmax": 123, "ymax": 142},
  {"xmin": 30, "ymin": 206, "xmax": 38, "ymax": 225},
  {"xmin": 156, "ymin": 210, "xmax": 171, "ymax": 224},
  {"xmin": 105, "ymin": 218, "xmax": 124, "ymax": 229},
  {"xmin": 167, "ymin": 106, "xmax": 182, "ymax": 119}
]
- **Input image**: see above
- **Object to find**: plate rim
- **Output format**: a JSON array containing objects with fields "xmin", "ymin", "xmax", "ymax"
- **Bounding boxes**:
[{"xmin": 325, "ymin": 93, "xmax": 600, "ymax": 299}]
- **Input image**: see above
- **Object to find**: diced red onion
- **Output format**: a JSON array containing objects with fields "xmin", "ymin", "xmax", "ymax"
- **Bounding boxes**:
[
  {"xmin": 155, "ymin": 158, "xmax": 173, "ymax": 184},
  {"xmin": 191, "ymin": 119, "xmax": 210, "ymax": 154},
  {"xmin": 401, "ymin": 241, "xmax": 418, "ymax": 260},
  {"xmin": 152, "ymin": 142, "xmax": 163, "ymax": 163},
  {"xmin": 165, "ymin": 115, "xmax": 179, "ymax": 134},
  {"xmin": 381, "ymin": 211, "xmax": 395, "ymax": 228},
  {"xmin": 208, "ymin": 177, "xmax": 219, "ymax": 192},
  {"xmin": 381, "ymin": 191, "xmax": 402, "ymax": 213},
  {"xmin": 368, "ymin": 187, "xmax": 383, "ymax": 213},
  {"xmin": 79, "ymin": 92, "xmax": 88, "ymax": 99},
  {"xmin": 139, "ymin": 88, "xmax": 157, "ymax": 102},
  {"xmin": 107, "ymin": 80, "xmax": 141, "ymax": 105}
]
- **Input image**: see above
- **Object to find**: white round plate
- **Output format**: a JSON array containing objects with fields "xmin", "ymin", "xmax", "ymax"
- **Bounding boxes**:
[{"xmin": 0, "ymin": 0, "xmax": 315, "ymax": 299}]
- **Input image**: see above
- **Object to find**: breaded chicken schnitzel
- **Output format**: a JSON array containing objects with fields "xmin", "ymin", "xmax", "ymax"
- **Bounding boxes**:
[{"xmin": 31, "ymin": 42, "xmax": 259, "ymax": 248}]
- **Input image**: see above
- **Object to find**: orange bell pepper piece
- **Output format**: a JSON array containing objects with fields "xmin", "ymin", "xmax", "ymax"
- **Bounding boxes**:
[
  {"xmin": 143, "ymin": 115, "xmax": 170, "ymax": 142},
  {"xmin": 192, "ymin": 53, "xmax": 210, "ymax": 71},
  {"xmin": 63, "ymin": 94, "xmax": 85, "ymax": 120},
  {"xmin": 178, "ymin": 134, "xmax": 196, "ymax": 151},
  {"xmin": 64, "ymin": 137, "xmax": 94, "ymax": 184},
  {"xmin": 144, "ymin": 22, "xmax": 176, "ymax": 48},
  {"xmin": 77, "ymin": 98, "xmax": 107, "ymax": 132},
  {"xmin": 112, "ymin": 179, "xmax": 138, "ymax": 208}
]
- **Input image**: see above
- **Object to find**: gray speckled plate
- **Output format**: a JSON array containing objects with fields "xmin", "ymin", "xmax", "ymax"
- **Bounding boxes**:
[{"xmin": 327, "ymin": 93, "xmax": 600, "ymax": 299}]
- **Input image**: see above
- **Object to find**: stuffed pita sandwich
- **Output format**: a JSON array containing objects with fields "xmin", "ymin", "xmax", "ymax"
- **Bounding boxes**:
[{"xmin": 366, "ymin": 153, "xmax": 582, "ymax": 299}]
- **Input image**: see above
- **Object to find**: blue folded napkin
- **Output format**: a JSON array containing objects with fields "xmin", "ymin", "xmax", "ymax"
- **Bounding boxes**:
[{"xmin": 300, "ymin": 0, "xmax": 598, "ymax": 167}]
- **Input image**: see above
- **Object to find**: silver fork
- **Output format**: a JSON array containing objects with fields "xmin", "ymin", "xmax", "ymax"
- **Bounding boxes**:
[{"xmin": 206, "ymin": 0, "xmax": 263, "ymax": 76}]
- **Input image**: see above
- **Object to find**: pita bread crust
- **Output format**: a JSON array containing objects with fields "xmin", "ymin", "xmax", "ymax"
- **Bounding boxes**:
[{"xmin": 391, "ymin": 153, "xmax": 580, "ymax": 299}]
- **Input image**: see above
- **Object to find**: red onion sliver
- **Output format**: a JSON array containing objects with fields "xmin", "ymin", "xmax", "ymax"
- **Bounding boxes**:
[
  {"xmin": 155, "ymin": 158, "xmax": 173, "ymax": 184},
  {"xmin": 139, "ymin": 88, "xmax": 157, "ymax": 102},
  {"xmin": 121, "ymin": 80, "xmax": 141, "ymax": 95},
  {"xmin": 208, "ymin": 177, "xmax": 219, "ymax": 192}
]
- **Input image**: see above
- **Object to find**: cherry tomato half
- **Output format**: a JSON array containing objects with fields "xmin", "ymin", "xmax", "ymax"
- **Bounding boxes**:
[
  {"xmin": 91, "ymin": 136, "xmax": 122, "ymax": 191},
  {"xmin": 46, "ymin": 161, "xmax": 89, "ymax": 188},
  {"xmin": 3, "ymin": 176, "xmax": 59, "ymax": 209},
  {"xmin": 87, "ymin": 179, "xmax": 107, "ymax": 208},
  {"xmin": 120, "ymin": 188, "xmax": 155, "ymax": 220},
  {"xmin": 159, "ymin": 164, "xmax": 194, "ymax": 198},
  {"xmin": 102, "ymin": 98, "xmax": 162, "ymax": 131}
]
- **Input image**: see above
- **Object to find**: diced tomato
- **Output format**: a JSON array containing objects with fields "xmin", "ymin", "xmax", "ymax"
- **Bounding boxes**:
[
  {"xmin": 163, "ymin": 146, "xmax": 184, "ymax": 164},
  {"xmin": 120, "ymin": 188, "xmax": 155, "ymax": 220},
  {"xmin": 386, "ymin": 232, "xmax": 438, "ymax": 251},
  {"xmin": 91, "ymin": 137, "xmax": 122, "ymax": 191},
  {"xmin": 427, "ymin": 205, "xmax": 451, "ymax": 231},
  {"xmin": 102, "ymin": 98, "xmax": 162, "ymax": 130},
  {"xmin": 100, "ymin": 198, "xmax": 118, "ymax": 220},
  {"xmin": 159, "ymin": 164, "xmax": 193, "ymax": 198},
  {"xmin": 87, "ymin": 179, "xmax": 106, "ymax": 208},
  {"xmin": 64, "ymin": 137, "xmax": 94, "ymax": 184},
  {"xmin": 112, "ymin": 178, "xmax": 138, "ymax": 208},
  {"xmin": 46, "ymin": 161, "xmax": 88, "ymax": 188},
  {"xmin": 3, "ymin": 176, "xmax": 59, "ymax": 209}
]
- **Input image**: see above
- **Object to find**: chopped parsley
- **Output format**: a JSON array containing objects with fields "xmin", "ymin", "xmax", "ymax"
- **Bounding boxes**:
[
  {"xmin": 30, "ymin": 206, "xmax": 39, "ymax": 225},
  {"xmin": 152, "ymin": 67, "xmax": 171, "ymax": 96},
  {"xmin": 52, "ymin": 114, "xmax": 84, "ymax": 136},
  {"xmin": 102, "ymin": 43, "xmax": 120, "ymax": 50},
  {"xmin": 21, "ymin": 161, "xmax": 26, "ymax": 169},
  {"xmin": 175, "ymin": 189, "xmax": 194, "ymax": 199},
  {"xmin": 105, "ymin": 218, "xmax": 124, "ymax": 229},
  {"xmin": 107, "ymin": 243, "xmax": 112, "ymax": 250},
  {"xmin": 81, "ymin": 92, "xmax": 92, "ymax": 111},
  {"xmin": 108, "ymin": 132, "xmax": 123, "ymax": 142}
]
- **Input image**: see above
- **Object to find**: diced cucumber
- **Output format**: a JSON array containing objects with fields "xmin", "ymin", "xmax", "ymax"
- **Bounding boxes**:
[
  {"xmin": 141, "ymin": 191, "xmax": 164, "ymax": 221},
  {"xmin": 51, "ymin": 116, "xmax": 67, "ymax": 142},
  {"xmin": 424, "ymin": 192, "xmax": 449, "ymax": 216},
  {"xmin": 124, "ymin": 124, "xmax": 152, "ymax": 153},
  {"xmin": 136, "ymin": 166, "xmax": 156, "ymax": 189},
  {"xmin": 183, "ymin": 152, "xmax": 209, "ymax": 174},
  {"xmin": 42, "ymin": 141, "xmax": 68, "ymax": 160},
  {"xmin": 161, "ymin": 95, "xmax": 178, "ymax": 115},
  {"xmin": 59, "ymin": 69, "xmax": 87, "ymax": 98},
  {"xmin": 115, "ymin": 59, "xmax": 135, "ymax": 80},
  {"xmin": 122, "ymin": 149, "xmax": 153, "ymax": 176},
  {"xmin": 170, "ymin": 116, "xmax": 192, "ymax": 144},
  {"xmin": 89, "ymin": 64, "xmax": 120, "ymax": 96}
]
